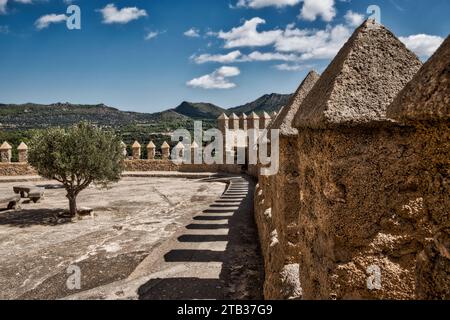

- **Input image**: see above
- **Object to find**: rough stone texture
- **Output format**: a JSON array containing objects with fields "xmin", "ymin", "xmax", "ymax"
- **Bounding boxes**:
[
  {"xmin": 0, "ymin": 142, "xmax": 12, "ymax": 163},
  {"xmin": 0, "ymin": 177, "xmax": 227, "ymax": 299},
  {"xmin": 271, "ymin": 71, "xmax": 320, "ymax": 137},
  {"xmin": 0, "ymin": 163, "xmax": 36, "ymax": 176},
  {"xmin": 124, "ymin": 160, "xmax": 180, "ymax": 172},
  {"xmin": 387, "ymin": 36, "xmax": 450, "ymax": 299},
  {"xmin": 388, "ymin": 35, "xmax": 450, "ymax": 122},
  {"xmin": 295, "ymin": 125, "xmax": 443, "ymax": 299},
  {"xmin": 293, "ymin": 20, "xmax": 422, "ymax": 129},
  {"xmin": 17, "ymin": 142, "xmax": 28, "ymax": 163},
  {"xmin": 254, "ymin": 71, "xmax": 318, "ymax": 299}
]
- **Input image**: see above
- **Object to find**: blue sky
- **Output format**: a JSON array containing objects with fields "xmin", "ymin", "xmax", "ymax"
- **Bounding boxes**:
[{"xmin": 0, "ymin": 0, "xmax": 448, "ymax": 113}]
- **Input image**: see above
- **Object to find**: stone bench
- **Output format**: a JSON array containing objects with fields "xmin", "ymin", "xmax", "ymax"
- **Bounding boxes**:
[
  {"xmin": 13, "ymin": 186, "xmax": 45, "ymax": 203},
  {"xmin": 0, "ymin": 194, "xmax": 21, "ymax": 210}
]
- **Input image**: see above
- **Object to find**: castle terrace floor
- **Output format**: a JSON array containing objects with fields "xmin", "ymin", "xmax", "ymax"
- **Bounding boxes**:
[{"xmin": 0, "ymin": 175, "xmax": 263, "ymax": 300}]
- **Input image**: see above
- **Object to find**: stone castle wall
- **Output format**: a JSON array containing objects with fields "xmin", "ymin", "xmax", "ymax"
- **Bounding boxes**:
[
  {"xmin": 253, "ymin": 22, "xmax": 449, "ymax": 300},
  {"xmin": 0, "ymin": 163, "xmax": 36, "ymax": 176}
]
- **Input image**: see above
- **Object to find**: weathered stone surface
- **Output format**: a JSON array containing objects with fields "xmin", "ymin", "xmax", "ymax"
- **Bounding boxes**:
[
  {"xmin": 0, "ymin": 163, "xmax": 36, "ymax": 176},
  {"xmin": 0, "ymin": 177, "xmax": 227, "ymax": 299},
  {"xmin": 254, "ymin": 71, "xmax": 319, "ymax": 299},
  {"xmin": 270, "ymin": 71, "xmax": 320, "ymax": 137},
  {"xmin": 0, "ymin": 141, "xmax": 12, "ymax": 163},
  {"xmin": 387, "ymin": 36, "xmax": 450, "ymax": 300},
  {"xmin": 388, "ymin": 35, "xmax": 449, "ymax": 122},
  {"xmin": 17, "ymin": 142, "xmax": 28, "ymax": 163},
  {"xmin": 124, "ymin": 160, "xmax": 180, "ymax": 172},
  {"xmin": 293, "ymin": 20, "xmax": 422, "ymax": 129},
  {"xmin": 292, "ymin": 21, "xmax": 436, "ymax": 300}
]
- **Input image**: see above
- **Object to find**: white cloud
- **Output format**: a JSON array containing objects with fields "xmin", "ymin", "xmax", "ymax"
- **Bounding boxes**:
[
  {"xmin": 212, "ymin": 18, "xmax": 351, "ymax": 61},
  {"xmin": 299, "ymin": 0, "xmax": 336, "ymax": 22},
  {"xmin": 184, "ymin": 28, "xmax": 200, "ymax": 38},
  {"xmin": 399, "ymin": 34, "xmax": 445, "ymax": 58},
  {"xmin": 274, "ymin": 63, "xmax": 309, "ymax": 71},
  {"xmin": 275, "ymin": 24, "xmax": 351, "ymax": 60},
  {"xmin": 0, "ymin": 0, "xmax": 7, "ymax": 14},
  {"xmin": 344, "ymin": 10, "xmax": 365, "ymax": 27},
  {"xmin": 187, "ymin": 66, "xmax": 240, "ymax": 89},
  {"xmin": 218, "ymin": 17, "xmax": 282, "ymax": 48},
  {"xmin": 192, "ymin": 50, "xmax": 243, "ymax": 64},
  {"xmin": 99, "ymin": 4, "xmax": 147, "ymax": 24},
  {"xmin": 236, "ymin": 0, "xmax": 301, "ymax": 9},
  {"xmin": 191, "ymin": 49, "xmax": 304, "ymax": 64},
  {"xmin": 35, "ymin": 13, "xmax": 67, "ymax": 30},
  {"xmin": 145, "ymin": 31, "xmax": 160, "ymax": 40},
  {"xmin": 246, "ymin": 51, "xmax": 300, "ymax": 61}
]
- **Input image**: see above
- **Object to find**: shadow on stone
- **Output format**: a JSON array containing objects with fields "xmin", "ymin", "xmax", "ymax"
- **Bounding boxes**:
[
  {"xmin": 186, "ymin": 223, "xmax": 229, "ymax": 230},
  {"xmin": 178, "ymin": 234, "xmax": 228, "ymax": 242},
  {"xmin": 0, "ymin": 209, "xmax": 71, "ymax": 228}
]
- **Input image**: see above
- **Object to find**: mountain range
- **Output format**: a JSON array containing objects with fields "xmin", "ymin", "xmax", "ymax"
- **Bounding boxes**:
[{"xmin": 0, "ymin": 93, "xmax": 292, "ymax": 130}]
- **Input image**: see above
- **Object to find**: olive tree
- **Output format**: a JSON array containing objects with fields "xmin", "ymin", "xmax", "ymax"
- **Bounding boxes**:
[{"xmin": 28, "ymin": 122, "xmax": 125, "ymax": 217}]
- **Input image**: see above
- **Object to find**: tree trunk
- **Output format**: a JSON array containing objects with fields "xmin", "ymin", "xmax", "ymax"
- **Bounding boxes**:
[{"xmin": 68, "ymin": 195, "xmax": 78, "ymax": 218}]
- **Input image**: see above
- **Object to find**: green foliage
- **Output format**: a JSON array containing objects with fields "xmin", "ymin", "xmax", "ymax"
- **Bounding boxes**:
[
  {"xmin": 29, "ymin": 122, "xmax": 124, "ymax": 187},
  {"xmin": 28, "ymin": 122, "xmax": 125, "ymax": 215}
]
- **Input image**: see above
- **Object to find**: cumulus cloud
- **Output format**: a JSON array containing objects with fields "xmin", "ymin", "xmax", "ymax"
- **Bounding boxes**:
[
  {"xmin": 184, "ymin": 28, "xmax": 200, "ymax": 37},
  {"xmin": 218, "ymin": 17, "xmax": 282, "ymax": 48},
  {"xmin": 187, "ymin": 66, "xmax": 240, "ymax": 89},
  {"xmin": 35, "ymin": 13, "xmax": 67, "ymax": 30},
  {"xmin": 1, "ymin": 0, "xmax": 34, "ymax": 14},
  {"xmin": 235, "ymin": 0, "xmax": 301, "ymax": 9},
  {"xmin": 214, "ymin": 18, "xmax": 351, "ymax": 61},
  {"xmin": 192, "ymin": 50, "xmax": 243, "ymax": 64},
  {"xmin": 99, "ymin": 4, "xmax": 147, "ymax": 24},
  {"xmin": 399, "ymin": 34, "xmax": 445, "ymax": 58},
  {"xmin": 299, "ymin": 0, "xmax": 336, "ymax": 22},
  {"xmin": 275, "ymin": 24, "xmax": 351, "ymax": 60},
  {"xmin": 344, "ymin": 10, "xmax": 365, "ymax": 27},
  {"xmin": 274, "ymin": 63, "xmax": 309, "ymax": 71},
  {"xmin": 191, "ymin": 49, "xmax": 302, "ymax": 64}
]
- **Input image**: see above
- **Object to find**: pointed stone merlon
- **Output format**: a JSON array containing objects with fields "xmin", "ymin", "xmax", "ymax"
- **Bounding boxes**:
[
  {"xmin": 131, "ymin": 141, "xmax": 141, "ymax": 160},
  {"xmin": 248, "ymin": 112, "xmax": 260, "ymax": 130},
  {"xmin": 260, "ymin": 112, "xmax": 272, "ymax": 129},
  {"xmin": 120, "ymin": 141, "xmax": 127, "ymax": 158},
  {"xmin": 17, "ymin": 142, "xmax": 28, "ymax": 163},
  {"xmin": 386, "ymin": 36, "xmax": 450, "ymax": 300},
  {"xmin": 161, "ymin": 142, "xmax": 170, "ymax": 160},
  {"xmin": 293, "ymin": 19, "xmax": 422, "ymax": 129},
  {"xmin": 387, "ymin": 35, "xmax": 450, "ymax": 123},
  {"xmin": 173, "ymin": 142, "xmax": 185, "ymax": 161},
  {"xmin": 217, "ymin": 113, "xmax": 229, "ymax": 135},
  {"xmin": 0, "ymin": 141, "xmax": 12, "ymax": 163},
  {"xmin": 229, "ymin": 113, "xmax": 240, "ymax": 130},
  {"xmin": 147, "ymin": 141, "xmax": 156, "ymax": 160},
  {"xmin": 190, "ymin": 141, "xmax": 200, "ymax": 163},
  {"xmin": 240, "ymin": 113, "xmax": 248, "ymax": 131}
]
